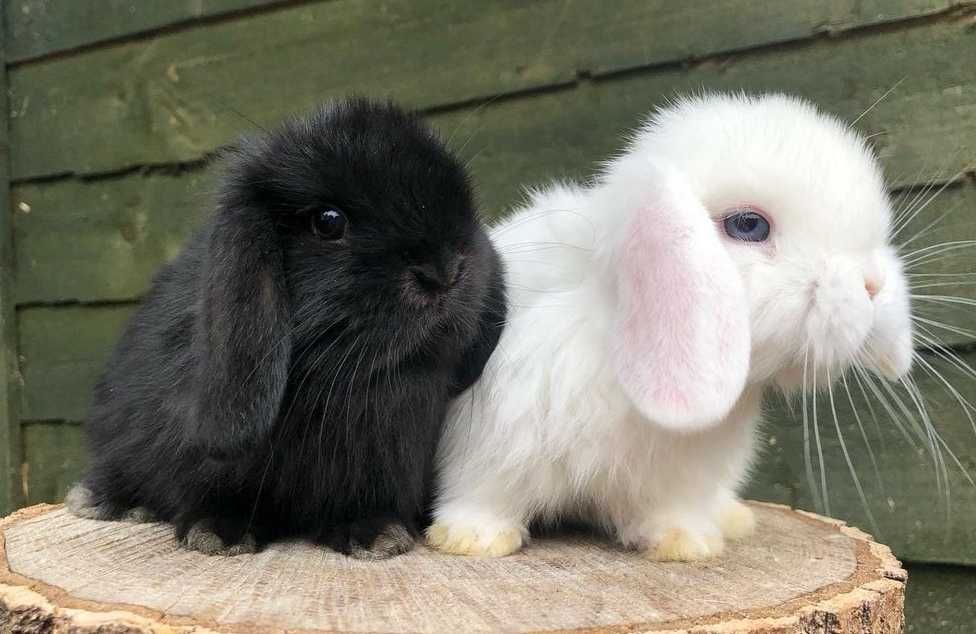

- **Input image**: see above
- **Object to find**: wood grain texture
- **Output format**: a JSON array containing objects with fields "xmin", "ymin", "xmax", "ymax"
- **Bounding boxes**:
[
  {"xmin": 0, "ymin": 503, "xmax": 906, "ymax": 633},
  {"xmin": 0, "ymin": 7, "xmax": 25, "ymax": 516},
  {"xmin": 4, "ymin": 0, "xmax": 291, "ymax": 63},
  {"xmin": 8, "ymin": 0, "xmax": 973, "ymax": 181}
]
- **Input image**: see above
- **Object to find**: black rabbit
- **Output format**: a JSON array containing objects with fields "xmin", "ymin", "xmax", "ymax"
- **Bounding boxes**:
[{"xmin": 67, "ymin": 98, "xmax": 506, "ymax": 559}]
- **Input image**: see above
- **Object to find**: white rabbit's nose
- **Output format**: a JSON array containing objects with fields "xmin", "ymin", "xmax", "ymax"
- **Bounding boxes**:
[
  {"xmin": 863, "ymin": 252, "xmax": 886, "ymax": 300},
  {"xmin": 865, "ymin": 277, "xmax": 881, "ymax": 299}
]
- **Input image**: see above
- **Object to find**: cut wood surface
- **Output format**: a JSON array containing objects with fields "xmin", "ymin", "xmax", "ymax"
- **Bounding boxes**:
[{"xmin": 0, "ymin": 502, "xmax": 905, "ymax": 633}]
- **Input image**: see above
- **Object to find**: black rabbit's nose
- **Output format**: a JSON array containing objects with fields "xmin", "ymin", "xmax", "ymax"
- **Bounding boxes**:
[{"xmin": 409, "ymin": 257, "xmax": 462, "ymax": 294}]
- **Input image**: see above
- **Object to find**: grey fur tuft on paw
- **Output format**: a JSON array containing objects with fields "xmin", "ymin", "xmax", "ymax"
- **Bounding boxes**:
[
  {"xmin": 64, "ymin": 484, "xmax": 117, "ymax": 520},
  {"xmin": 350, "ymin": 523, "xmax": 415, "ymax": 560},
  {"xmin": 183, "ymin": 522, "xmax": 257, "ymax": 556}
]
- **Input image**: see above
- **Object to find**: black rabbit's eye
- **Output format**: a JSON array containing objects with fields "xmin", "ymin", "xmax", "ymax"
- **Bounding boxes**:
[
  {"xmin": 310, "ymin": 206, "xmax": 347, "ymax": 240},
  {"xmin": 723, "ymin": 209, "xmax": 770, "ymax": 242}
]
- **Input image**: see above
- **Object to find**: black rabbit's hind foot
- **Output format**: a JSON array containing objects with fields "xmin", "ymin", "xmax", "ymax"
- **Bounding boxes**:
[
  {"xmin": 328, "ymin": 517, "xmax": 416, "ymax": 560},
  {"xmin": 179, "ymin": 518, "xmax": 258, "ymax": 556}
]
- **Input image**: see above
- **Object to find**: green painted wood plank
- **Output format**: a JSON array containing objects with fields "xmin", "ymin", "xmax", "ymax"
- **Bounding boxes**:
[
  {"xmin": 746, "ymin": 349, "xmax": 976, "ymax": 564},
  {"xmin": 17, "ymin": 304, "xmax": 134, "ymax": 423},
  {"xmin": 8, "ymin": 0, "xmax": 969, "ymax": 181},
  {"xmin": 13, "ymin": 171, "xmax": 211, "ymax": 304},
  {"xmin": 4, "ymin": 0, "xmax": 291, "ymax": 63},
  {"xmin": 21, "ymin": 422, "xmax": 85, "ymax": 506},
  {"xmin": 0, "ymin": 8, "xmax": 26, "ymax": 515},
  {"xmin": 905, "ymin": 564, "xmax": 976, "ymax": 632}
]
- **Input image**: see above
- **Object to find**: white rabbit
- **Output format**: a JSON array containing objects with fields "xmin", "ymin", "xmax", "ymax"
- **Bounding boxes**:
[{"xmin": 427, "ymin": 93, "xmax": 913, "ymax": 561}]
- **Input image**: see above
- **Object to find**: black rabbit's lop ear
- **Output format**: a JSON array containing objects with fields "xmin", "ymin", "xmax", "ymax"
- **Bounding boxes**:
[{"xmin": 191, "ymin": 206, "xmax": 291, "ymax": 459}]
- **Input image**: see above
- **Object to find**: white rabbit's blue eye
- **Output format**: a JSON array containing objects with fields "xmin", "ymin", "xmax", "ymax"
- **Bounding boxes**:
[
  {"xmin": 723, "ymin": 210, "xmax": 769, "ymax": 242},
  {"xmin": 310, "ymin": 206, "xmax": 347, "ymax": 240}
]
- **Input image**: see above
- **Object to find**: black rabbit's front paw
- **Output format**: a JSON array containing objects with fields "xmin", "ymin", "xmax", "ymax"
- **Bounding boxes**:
[
  {"xmin": 179, "ymin": 517, "xmax": 258, "ymax": 556},
  {"xmin": 65, "ymin": 483, "xmax": 125, "ymax": 520},
  {"xmin": 325, "ymin": 517, "xmax": 415, "ymax": 560}
]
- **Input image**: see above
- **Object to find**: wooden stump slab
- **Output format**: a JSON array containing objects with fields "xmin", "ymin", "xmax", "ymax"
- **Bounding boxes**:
[{"xmin": 0, "ymin": 502, "xmax": 905, "ymax": 633}]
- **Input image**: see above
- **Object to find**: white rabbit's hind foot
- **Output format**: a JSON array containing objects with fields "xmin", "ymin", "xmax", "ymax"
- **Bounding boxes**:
[
  {"xmin": 718, "ymin": 499, "xmax": 756, "ymax": 540},
  {"xmin": 647, "ymin": 527, "xmax": 724, "ymax": 562},
  {"xmin": 427, "ymin": 522, "xmax": 524, "ymax": 557}
]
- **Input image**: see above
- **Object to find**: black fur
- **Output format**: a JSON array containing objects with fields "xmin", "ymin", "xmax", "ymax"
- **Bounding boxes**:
[{"xmin": 73, "ymin": 99, "xmax": 506, "ymax": 557}]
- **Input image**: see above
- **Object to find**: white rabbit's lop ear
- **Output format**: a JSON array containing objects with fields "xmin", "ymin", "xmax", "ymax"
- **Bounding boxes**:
[{"xmin": 607, "ymin": 163, "xmax": 751, "ymax": 431}]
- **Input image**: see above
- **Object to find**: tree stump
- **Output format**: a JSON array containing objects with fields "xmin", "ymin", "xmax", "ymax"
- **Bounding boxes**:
[{"xmin": 0, "ymin": 502, "xmax": 905, "ymax": 633}]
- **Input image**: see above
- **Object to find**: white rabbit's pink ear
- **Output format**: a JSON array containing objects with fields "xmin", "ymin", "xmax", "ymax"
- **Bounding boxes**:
[{"xmin": 608, "ymin": 167, "xmax": 751, "ymax": 431}]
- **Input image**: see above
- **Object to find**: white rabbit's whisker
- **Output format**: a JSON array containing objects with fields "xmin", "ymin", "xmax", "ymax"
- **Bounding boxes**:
[
  {"xmin": 909, "ymin": 280, "xmax": 976, "ymax": 290},
  {"xmin": 898, "ymin": 203, "xmax": 965, "ymax": 250},
  {"xmin": 898, "ymin": 372, "xmax": 949, "ymax": 511},
  {"xmin": 813, "ymin": 357, "xmax": 830, "ymax": 516},
  {"xmin": 827, "ymin": 367, "xmax": 881, "ymax": 536},
  {"xmin": 852, "ymin": 365, "xmax": 923, "ymax": 451},
  {"xmin": 911, "ymin": 294, "xmax": 976, "ymax": 308},
  {"xmin": 911, "ymin": 328, "xmax": 976, "ymax": 385},
  {"xmin": 911, "ymin": 353, "xmax": 976, "ymax": 447},
  {"xmin": 841, "ymin": 372, "xmax": 886, "ymax": 497},
  {"xmin": 892, "ymin": 174, "xmax": 962, "ymax": 239},
  {"xmin": 802, "ymin": 346, "xmax": 821, "ymax": 511},
  {"xmin": 850, "ymin": 78, "xmax": 905, "ymax": 128},
  {"xmin": 892, "ymin": 176, "xmax": 941, "ymax": 229},
  {"xmin": 849, "ymin": 366, "xmax": 888, "ymax": 450},
  {"xmin": 911, "ymin": 315, "xmax": 976, "ymax": 342},
  {"xmin": 901, "ymin": 240, "xmax": 976, "ymax": 264}
]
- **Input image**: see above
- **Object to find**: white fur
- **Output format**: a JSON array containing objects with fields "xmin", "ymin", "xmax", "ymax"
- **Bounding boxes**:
[{"xmin": 429, "ymin": 94, "xmax": 913, "ymax": 559}]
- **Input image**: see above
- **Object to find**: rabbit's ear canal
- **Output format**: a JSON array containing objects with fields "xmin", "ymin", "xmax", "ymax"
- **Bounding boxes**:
[
  {"xmin": 192, "ymin": 207, "xmax": 292, "ymax": 458},
  {"xmin": 608, "ymin": 167, "xmax": 750, "ymax": 431}
]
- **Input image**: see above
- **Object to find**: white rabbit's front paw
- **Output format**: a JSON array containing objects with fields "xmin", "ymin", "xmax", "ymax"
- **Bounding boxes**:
[
  {"xmin": 427, "ymin": 521, "xmax": 525, "ymax": 557},
  {"xmin": 646, "ymin": 527, "xmax": 724, "ymax": 561},
  {"xmin": 718, "ymin": 498, "xmax": 756, "ymax": 540}
]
